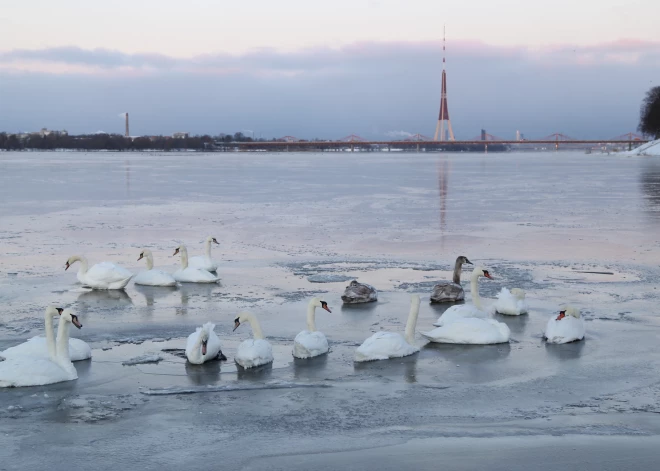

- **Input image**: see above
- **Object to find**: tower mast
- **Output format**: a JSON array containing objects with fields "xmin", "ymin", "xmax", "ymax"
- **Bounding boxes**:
[{"xmin": 434, "ymin": 26, "xmax": 455, "ymax": 141}]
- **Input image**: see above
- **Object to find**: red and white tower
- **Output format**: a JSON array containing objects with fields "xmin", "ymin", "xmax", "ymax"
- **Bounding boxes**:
[{"xmin": 434, "ymin": 27, "xmax": 455, "ymax": 141}]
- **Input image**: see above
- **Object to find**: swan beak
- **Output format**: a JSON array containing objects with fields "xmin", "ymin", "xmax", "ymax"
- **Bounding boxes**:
[
  {"xmin": 173, "ymin": 248, "xmax": 180, "ymax": 256},
  {"xmin": 321, "ymin": 303, "xmax": 332, "ymax": 313},
  {"xmin": 71, "ymin": 315, "xmax": 83, "ymax": 329},
  {"xmin": 65, "ymin": 262, "xmax": 70, "ymax": 271},
  {"xmin": 212, "ymin": 238, "xmax": 219, "ymax": 245},
  {"xmin": 201, "ymin": 340, "xmax": 208, "ymax": 355},
  {"xmin": 56, "ymin": 308, "xmax": 64, "ymax": 315},
  {"xmin": 137, "ymin": 254, "xmax": 143, "ymax": 261},
  {"xmin": 233, "ymin": 320, "xmax": 241, "ymax": 332},
  {"xmin": 556, "ymin": 311, "xmax": 566, "ymax": 321},
  {"xmin": 484, "ymin": 273, "xmax": 493, "ymax": 279},
  {"xmin": 465, "ymin": 258, "xmax": 473, "ymax": 265}
]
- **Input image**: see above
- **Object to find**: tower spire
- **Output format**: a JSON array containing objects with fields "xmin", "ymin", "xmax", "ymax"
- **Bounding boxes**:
[{"xmin": 434, "ymin": 25, "xmax": 455, "ymax": 142}]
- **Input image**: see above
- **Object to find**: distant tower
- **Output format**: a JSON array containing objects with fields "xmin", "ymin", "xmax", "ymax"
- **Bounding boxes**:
[
  {"xmin": 434, "ymin": 27, "xmax": 455, "ymax": 142},
  {"xmin": 125, "ymin": 113, "xmax": 129, "ymax": 137}
]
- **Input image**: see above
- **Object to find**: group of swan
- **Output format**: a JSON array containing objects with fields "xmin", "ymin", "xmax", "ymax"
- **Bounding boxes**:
[
  {"xmin": 0, "ymin": 307, "xmax": 84, "ymax": 387},
  {"xmin": 64, "ymin": 236, "xmax": 221, "ymax": 289}
]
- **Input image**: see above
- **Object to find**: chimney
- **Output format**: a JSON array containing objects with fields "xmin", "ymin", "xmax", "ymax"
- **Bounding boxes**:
[{"xmin": 125, "ymin": 113, "xmax": 130, "ymax": 137}]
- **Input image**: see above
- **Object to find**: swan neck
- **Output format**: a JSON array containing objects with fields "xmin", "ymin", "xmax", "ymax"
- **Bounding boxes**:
[
  {"xmin": 55, "ymin": 319, "xmax": 71, "ymax": 362},
  {"xmin": 246, "ymin": 314, "xmax": 265, "ymax": 340},
  {"xmin": 146, "ymin": 252, "xmax": 154, "ymax": 270},
  {"xmin": 179, "ymin": 248, "xmax": 188, "ymax": 269},
  {"xmin": 205, "ymin": 239, "xmax": 212, "ymax": 258},
  {"xmin": 74, "ymin": 255, "xmax": 88, "ymax": 274},
  {"xmin": 452, "ymin": 259, "xmax": 463, "ymax": 284},
  {"xmin": 44, "ymin": 310, "xmax": 56, "ymax": 359},
  {"xmin": 306, "ymin": 303, "xmax": 317, "ymax": 332},
  {"xmin": 471, "ymin": 274, "xmax": 483, "ymax": 310},
  {"xmin": 404, "ymin": 300, "xmax": 420, "ymax": 345}
]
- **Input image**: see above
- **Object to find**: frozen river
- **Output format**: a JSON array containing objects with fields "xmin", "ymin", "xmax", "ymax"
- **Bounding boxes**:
[{"xmin": 1, "ymin": 151, "xmax": 660, "ymax": 470}]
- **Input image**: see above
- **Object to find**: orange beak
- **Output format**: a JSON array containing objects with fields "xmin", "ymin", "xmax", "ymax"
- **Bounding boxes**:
[
  {"xmin": 65, "ymin": 262, "xmax": 70, "ymax": 271},
  {"xmin": 556, "ymin": 311, "xmax": 566, "ymax": 321}
]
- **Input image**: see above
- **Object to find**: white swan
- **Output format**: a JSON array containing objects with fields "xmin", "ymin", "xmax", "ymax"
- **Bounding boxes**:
[
  {"xmin": 133, "ymin": 249, "xmax": 177, "ymax": 287},
  {"xmin": 0, "ymin": 306, "xmax": 91, "ymax": 362},
  {"xmin": 354, "ymin": 294, "xmax": 421, "ymax": 362},
  {"xmin": 188, "ymin": 236, "xmax": 220, "ymax": 272},
  {"xmin": 492, "ymin": 287, "xmax": 528, "ymax": 316},
  {"xmin": 185, "ymin": 322, "xmax": 224, "ymax": 364},
  {"xmin": 65, "ymin": 255, "xmax": 133, "ymax": 290},
  {"xmin": 544, "ymin": 306, "xmax": 585, "ymax": 344},
  {"xmin": 172, "ymin": 245, "xmax": 219, "ymax": 283},
  {"xmin": 0, "ymin": 309, "xmax": 83, "ymax": 387},
  {"xmin": 430, "ymin": 255, "xmax": 472, "ymax": 303},
  {"xmin": 432, "ymin": 266, "xmax": 493, "ymax": 327},
  {"xmin": 423, "ymin": 266, "xmax": 510, "ymax": 344},
  {"xmin": 293, "ymin": 298, "xmax": 332, "ymax": 359},
  {"xmin": 233, "ymin": 312, "xmax": 274, "ymax": 368}
]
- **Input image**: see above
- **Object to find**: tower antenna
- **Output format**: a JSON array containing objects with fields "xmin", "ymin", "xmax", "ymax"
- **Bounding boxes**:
[{"xmin": 434, "ymin": 25, "xmax": 455, "ymax": 141}]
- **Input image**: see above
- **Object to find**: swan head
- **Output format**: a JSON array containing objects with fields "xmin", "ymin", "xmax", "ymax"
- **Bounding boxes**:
[
  {"xmin": 472, "ymin": 266, "xmax": 493, "ymax": 279},
  {"xmin": 64, "ymin": 255, "xmax": 80, "ymax": 271},
  {"xmin": 310, "ymin": 297, "xmax": 332, "ymax": 313},
  {"xmin": 206, "ymin": 236, "xmax": 219, "ymax": 245},
  {"xmin": 46, "ymin": 306, "xmax": 64, "ymax": 317},
  {"xmin": 61, "ymin": 309, "xmax": 83, "ymax": 329},
  {"xmin": 456, "ymin": 256, "xmax": 472, "ymax": 265},
  {"xmin": 233, "ymin": 312, "xmax": 251, "ymax": 332},
  {"xmin": 173, "ymin": 244, "xmax": 186, "ymax": 256},
  {"xmin": 556, "ymin": 306, "xmax": 580, "ymax": 320},
  {"xmin": 199, "ymin": 329, "xmax": 210, "ymax": 355},
  {"xmin": 137, "ymin": 249, "xmax": 152, "ymax": 261}
]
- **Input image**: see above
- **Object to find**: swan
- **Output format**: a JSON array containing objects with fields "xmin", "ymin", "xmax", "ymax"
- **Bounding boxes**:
[
  {"xmin": 188, "ymin": 236, "xmax": 220, "ymax": 272},
  {"xmin": 0, "ymin": 306, "xmax": 91, "ymax": 362},
  {"xmin": 430, "ymin": 255, "xmax": 472, "ymax": 303},
  {"xmin": 432, "ymin": 266, "xmax": 493, "ymax": 327},
  {"xmin": 133, "ymin": 249, "xmax": 177, "ymax": 287},
  {"xmin": 172, "ymin": 245, "xmax": 219, "ymax": 283},
  {"xmin": 354, "ymin": 294, "xmax": 421, "ymax": 362},
  {"xmin": 341, "ymin": 280, "xmax": 378, "ymax": 304},
  {"xmin": 0, "ymin": 309, "xmax": 83, "ymax": 387},
  {"xmin": 65, "ymin": 255, "xmax": 133, "ymax": 290},
  {"xmin": 293, "ymin": 298, "xmax": 332, "ymax": 359},
  {"xmin": 185, "ymin": 322, "xmax": 226, "ymax": 364},
  {"xmin": 232, "ymin": 312, "xmax": 274, "ymax": 368},
  {"xmin": 493, "ymin": 287, "xmax": 528, "ymax": 316},
  {"xmin": 544, "ymin": 306, "xmax": 585, "ymax": 344},
  {"xmin": 422, "ymin": 267, "xmax": 510, "ymax": 344}
]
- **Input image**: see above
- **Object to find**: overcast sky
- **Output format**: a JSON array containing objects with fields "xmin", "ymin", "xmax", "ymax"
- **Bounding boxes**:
[{"xmin": 1, "ymin": 0, "xmax": 659, "ymax": 139}]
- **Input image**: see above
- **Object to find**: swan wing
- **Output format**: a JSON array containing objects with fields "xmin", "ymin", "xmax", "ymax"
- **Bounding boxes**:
[
  {"xmin": 493, "ymin": 288, "xmax": 529, "ymax": 316},
  {"xmin": 354, "ymin": 332, "xmax": 418, "ymax": 362},
  {"xmin": 433, "ymin": 304, "xmax": 488, "ymax": 326},
  {"xmin": 544, "ymin": 316, "xmax": 585, "ymax": 344},
  {"xmin": 188, "ymin": 256, "xmax": 218, "ymax": 272},
  {"xmin": 173, "ymin": 268, "xmax": 219, "ymax": 283},
  {"xmin": 430, "ymin": 281, "xmax": 464, "ymax": 303},
  {"xmin": 1, "ymin": 336, "xmax": 91, "ymax": 362},
  {"xmin": 0, "ymin": 355, "xmax": 77, "ymax": 388},
  {"xmin": 422, "ymin": 318, "xmax": 510, "ymax": 344},
  {"xmin": 133, "ymin": 269, "xmax": 177, "ymax": 287},
  {"xmin": 83, "ymin": 262, "xmax": 133, "ymax": 288},
  {"xmin": 235, "ymin": 339, "xmax": 273, "ymax": 368},
  {"xmin": 293, "ymin": 330, "xmax": 329, "ymax": 358}
]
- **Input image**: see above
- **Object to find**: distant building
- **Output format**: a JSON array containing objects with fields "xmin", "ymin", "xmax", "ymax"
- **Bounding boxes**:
[
  {"xmin": 35, "ymin": 128, "xmax": 68, "ymax": 137},
  {"xmin": 172, "ymin": 132, "xmax": 189, "ymax": 139}
]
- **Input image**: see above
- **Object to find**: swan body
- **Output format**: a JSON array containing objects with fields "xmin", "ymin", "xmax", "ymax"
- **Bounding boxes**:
[
  {"xmin": 0, "ymin": 309, "xmax": 83, "ymax": 388},
  {"xmin": 433, "ymin": 266, "xmax": 492, "ymax": 327},
  {"xmin": 426, "ymin": 266, "xmax": 510, "ymax": 344},
  {"xmin": 544, "ymin": 306, "xmax": 585, "ymax": 344},
  {"xmin": 133, "ymin": 249, "xmax": 177, "ymax": 287},
  {"xmin": 493, "ymin": 288, "xmax": 528, "ymax": 316},
  {"xmin": 233, "ymin": 312, "xmax": 273, "ymax": 368},
  {"xmin": 341, "ymin": 281, "xmax": 378, "ymax": 304},
  {"xmin": 65, "ymin": 255, "xmax": 133, "ymax": 290},
  {"xmin": 430, "ymin": 256, "xmax": 472, "ymax": 303},
  {"xmin": 0, "ymin": 306, "xmax": 91, "ymax": 362},
  {"xmin": 189, "ymin": 236, "xmax": 220, "ymax": 272},
  {"xmin": 185, "ymin": 322, "xmax": 224, "ymax": 364},
  {"xmin": 421, "ymin": 317, "xmax": 511, "ymax": 344},
  {"xmin": 293, "ymin": 298, "xmax": 332, "ymax": 359},
  {"xmin": 172, "ymin": 245, "xmax": 219, "ymax": 283},
  {"xmin": 355, "ymin": 295, "xmax": 421, "ymax": 362}
]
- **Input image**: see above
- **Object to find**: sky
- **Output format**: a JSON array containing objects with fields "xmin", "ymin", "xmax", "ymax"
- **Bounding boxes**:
[{"xmin": 1, "ymin": 0, "xmax": 659, "ymax": 139}]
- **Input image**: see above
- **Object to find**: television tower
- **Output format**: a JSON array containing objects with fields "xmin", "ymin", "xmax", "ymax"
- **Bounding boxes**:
[
  {"xmin": 125, "ymin": 112, "xmax": 130, "ymax": 137},
  {"xmin": 433, "ymin": 26, "xmax": 455, "ymax": 141}
]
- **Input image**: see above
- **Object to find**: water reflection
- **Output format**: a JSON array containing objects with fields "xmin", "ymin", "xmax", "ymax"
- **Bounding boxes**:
[
  {"xmin": 133, "ymin": 285, "xmax": 178, "ymax": 306},
  {"xmin": 293, "ymin": 353, "xmax": 329, "ymax": 380},
  {"xmin": 437, "ymin": 158, "xmax": 449, "ymax": 239},
  {"xmin": 423, "ymin": 342, "xmax": 511, "ymax": 366},
  {"xmin": 176, "ymin": 283, "xmax": 221, "ymax": 316},
  {"xmin": 77, "ymin": 289, "xmax": 133, "ymax": 306},
  {"xmin": 494, "ymin": 313, "xmax": 529, "ymax": 335},
  {"xmin": 236, "ymin": 362, "xmax": 273, "ymax": 381},
  {"xmin": 353, "ymin": 353, "xmax": 419, "ymax": 383},
  {"xmin": 185, "ymin": 360, "xmax": 222, "ymax": 385},
  {"xmin": 544, "ymin": 339, "xmax": 586, "ymax": 361},
  {"xmin": 639, "ymin": 163, "xmax": 660, "ymax": 222}
]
